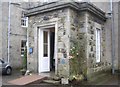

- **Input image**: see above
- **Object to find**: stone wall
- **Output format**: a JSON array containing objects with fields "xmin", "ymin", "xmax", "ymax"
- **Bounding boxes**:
[
  {"xmin": 92, "ymin": 1, "xmax": 119, "ymax": 70},
  {"xmin": 68, "ymin": 9, "xmax": 110, "ymax": 78},
  {"xmin": 86, "ymin": 12, "xmax": 111, "ymax": 77},
  {"xmin": 27, "ymin": 8, "xmax": 70, "ymax": 76},
  {"xmin": 57, "ymin": 9, "xmax": 70, "ymax": 77},
  {"xmin": 69, "ymin": 9, "xmax": 87, "ymax": 77},
  {"xmin": 113, "ymin": 2, "xmax": 118, "ymax": 70},
  {"xmin": 27, "ymin": 2, "xmax": 113, "ymax": 79},
  {"xmin": 67, "ymin": 8, "xmax": 108, "ymax": 79}
]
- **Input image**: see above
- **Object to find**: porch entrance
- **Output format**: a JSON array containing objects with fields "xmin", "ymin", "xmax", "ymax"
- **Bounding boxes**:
[{"xmin": 38, "ymin": 27, "xmax": 55, "ymax": 73}]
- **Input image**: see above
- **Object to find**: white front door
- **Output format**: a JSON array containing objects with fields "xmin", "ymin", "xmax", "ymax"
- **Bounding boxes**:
[{"xmin": 39, "ymin": 29, "xmax": 50, "ymax": 73}]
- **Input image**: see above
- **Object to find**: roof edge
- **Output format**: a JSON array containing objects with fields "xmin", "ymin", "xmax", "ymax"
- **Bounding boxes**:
[{"xmin": 25, "ymin": 2, "xmax": 106, "ymax": 21}]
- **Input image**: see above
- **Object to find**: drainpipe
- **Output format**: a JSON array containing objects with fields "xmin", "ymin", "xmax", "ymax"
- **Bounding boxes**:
[
  {"xmin": 7, "ymin": 0, "xmax": 11, "ymax": 63},
  {"xmin": 110, "ymin": 0, "xmax": 115, "ymax": 74}
]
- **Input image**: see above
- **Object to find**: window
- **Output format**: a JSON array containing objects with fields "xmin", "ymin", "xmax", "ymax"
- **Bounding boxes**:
[
  {"xmin": 21, "ymin": 40, "xmax": 27, "ymax": 57},
  {"xmin": 21, "ymin": 17, "xmax": 28, "ymax": 27},
  {"xmin": 96, "ymin": 28, "xmax": 101, "ymax": 63},
  {"xmin": 43, "ymin": 31, "xmax": 48, "ymax": 57}
]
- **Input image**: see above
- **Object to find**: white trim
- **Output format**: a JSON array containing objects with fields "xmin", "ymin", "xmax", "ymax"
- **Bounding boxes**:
[
  {"xmin": 21, "ymin": 17, "xmax": 28, "ymax": 27},
  {"xmin": 94, "ymin": 22, "xmax": 101, "ymax": 30},
  {"xmin": 38, "ymin": 22, "xmax": 58, "ymax": 74},
  {"xmin": 96, "ymin": 28, "xmax": 101, "ymax": 63},
  {"xmin": 54, "ymin": 22, "xmax": 58, "ymax": 75},
  {"xmin": 37, "ymin": 23, "xmax": 56, "ymax": 28},
  {"xmin": 38, "ymin": 29, "xmax": 42, "ymax": 73}
]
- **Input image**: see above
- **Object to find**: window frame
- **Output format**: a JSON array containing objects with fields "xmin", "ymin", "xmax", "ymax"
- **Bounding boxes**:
[
  {"xmin": 96, "ymin": 28, "xmax": 101, "ymax": 63},
  {"xmin": 21, "ymin": 17, "xmax": 28, "ymax": 27}
]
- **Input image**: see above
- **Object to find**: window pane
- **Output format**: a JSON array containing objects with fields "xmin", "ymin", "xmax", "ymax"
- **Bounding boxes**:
[
  {"xmin": 96, "ymin": 29, "xmax": 101, "ymax": 63},
  {"xmin": 44, "ymin": 31, "xmax": 48, "ymax": 43},
  {"xmin": 21, "ymin": 20, "xmax": 24, "ymax": 25},
  {"xmin": 44, "ymin": 44, "xmax": 48, "ymax": 57},
  {"xmin": 24, "ymin": 20, "xmax": 26, "ymax": 26},
  {"xmin": 21, "ymin": 40, "xmax": 26, "ymax": 57},
  {"xmin": 21, "ymin": 17, "xmax": 28, "ymax": 27},
  {"xmin": 43, "ymin": 31, "xmax": 48, "ymax": 57}
]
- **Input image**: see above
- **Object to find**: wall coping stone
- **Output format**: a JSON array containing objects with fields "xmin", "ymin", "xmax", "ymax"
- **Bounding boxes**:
[{"xmin": 25, "ymin": 2, "xmax": 106, "ymax": 21}]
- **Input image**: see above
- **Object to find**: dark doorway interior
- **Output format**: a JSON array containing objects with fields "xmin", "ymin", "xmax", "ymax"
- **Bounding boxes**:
[{"xmin": 50, "ymin": 28, "xmax": 55, "ymax": 71}]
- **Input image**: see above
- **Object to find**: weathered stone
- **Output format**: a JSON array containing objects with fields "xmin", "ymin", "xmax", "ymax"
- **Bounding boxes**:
[{"xmin": 43, "ymin": 80, "xmax": 60, "ymax": 84}]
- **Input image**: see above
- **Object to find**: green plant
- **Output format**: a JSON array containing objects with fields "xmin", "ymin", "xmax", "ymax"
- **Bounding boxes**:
[
  {"xmin": 23, "ymin": 46, "xmax": 27, "ymax": 70},
  {"xmin": 69, "ymin": 34, "xmax": 87, "ymax": 81},
  {"xmin": 69, "ymin": 38, "xmax": 82, "ymax": 75}
]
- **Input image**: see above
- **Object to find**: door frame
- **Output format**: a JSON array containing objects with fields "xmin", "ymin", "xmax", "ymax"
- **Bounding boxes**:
[{"xmin": 37, "ymin": 23, "xmax": 58, "ymax": 74}]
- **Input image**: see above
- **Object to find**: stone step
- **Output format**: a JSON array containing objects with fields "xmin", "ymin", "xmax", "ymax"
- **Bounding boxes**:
[{"xmin": 43, "ymin": 79, "xmax": 60, "ymax": 84}]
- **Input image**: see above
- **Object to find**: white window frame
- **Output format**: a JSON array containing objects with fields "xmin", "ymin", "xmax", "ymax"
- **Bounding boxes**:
[
  {"xmin": 21, "ymin": 17, "xmax": 28, "ymax": 27},
  {"xmin": 96, "ymin": 28, "xmax": 101, "ymax": 63}
]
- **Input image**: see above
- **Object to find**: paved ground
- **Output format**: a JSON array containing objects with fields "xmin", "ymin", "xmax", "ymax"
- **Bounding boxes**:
[
  {"xmin": 84, "ymin": 72, "xmax": 119, "ymax": 85},
  {"xmin": 1, "ymin": 69, "xmax": 119, "ymax": 86},
  {"xmin": 31, "ymin": 72, "xmax": 119, "ymax": 86},
  {"xmin": 86, "ymin": 75, "xmax": 119, "ymax": 85},
  {"xmin": 1, "ymin": 69, "xmax": 23, "ymax": 85},
  {"xmin": 1, "ymin": 69, "xmax": 55, "ymax": 86}
]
